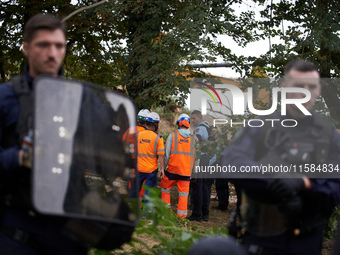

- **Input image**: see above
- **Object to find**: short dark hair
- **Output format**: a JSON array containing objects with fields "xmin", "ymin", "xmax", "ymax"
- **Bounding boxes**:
[
  {"xmin": 191, "ymin": 110, "xmax": 202, "ymax": 118},
  {"xmin": 24, "ymin": 13, "xmax": 66, "ymax": 43},
  {"xmin": 138, "ymin": 119, "xmax": 146, "ymax": 125},
  {"xmin": 284, "ymin": 59, "xmax": 319, "ymax": 76}
]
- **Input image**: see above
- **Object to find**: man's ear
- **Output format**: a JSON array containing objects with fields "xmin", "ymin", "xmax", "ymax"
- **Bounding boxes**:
[{"xmin": 23, "ymin": 42, "xmax": 28, "ymax": 57}]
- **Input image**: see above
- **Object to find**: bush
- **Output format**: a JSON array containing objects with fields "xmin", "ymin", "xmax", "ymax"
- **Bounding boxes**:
[
  {"xmin": 324, "ymin": 206, "xmax": 340, "ymax": 241},
  {"xmin": 91, "ymin": 187, "xmax": 228, "ymax": 255}
]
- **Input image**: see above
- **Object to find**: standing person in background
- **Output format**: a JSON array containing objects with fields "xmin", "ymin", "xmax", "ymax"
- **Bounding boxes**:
[
  {"xmin": 161, "ymin": 114, "xmax": 196, "ymax": 218},
  {"xmin": 123, "ymin": 109, "xmax": 150, "ymax": 199},
  {"xmin": 214, "ymin": 146, "xmax": 242, "ymax": 215},
  {"xmin": 187, "ymin": 110, "xmax": 212, "ymax": 222},
  {"xmin": 0, "ymin": 13, "xmax": 88, "ymax": 254},
  {"xmin": 132, "ymin": 112, "xmax": 165, "ymax": 201},
  {"xmin": 223, "ymin": 59, "xmax": 340, "ymax": 255},
  {"xmin": 122, "ymin": 109, "xmax": 150, "ymax": 144},
  {"xmin": 210, "ymin": 144, "xmax": 229, "ymax": 212},
  {"xmin": 214, "ymin": 179, "xmax": 229, "ymax": 212}
]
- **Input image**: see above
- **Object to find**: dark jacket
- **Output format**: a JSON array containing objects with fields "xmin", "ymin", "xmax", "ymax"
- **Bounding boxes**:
[
  {"xmin": 223, "ymin": 112, "xmax": 340, "ymax": 255},
  {"xmin": 0, "ymin": 70, "xmax": 87, "ymax": 254}
]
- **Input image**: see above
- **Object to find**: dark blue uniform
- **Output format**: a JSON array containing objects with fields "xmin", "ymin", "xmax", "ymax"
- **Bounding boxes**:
[
  {"xmin": 223, "ymin": 113, "xmax": 340, "ymax": 255},
  {"xmin": 0, "ymin": 70, "xmax": 88, "ymax": 254},
  {"xmin": 188, "ymin": 121, "xmax": 212, "ymax": 221},
  {"xmin": 213, "ymin": 147, "xmax": 242, "ymax": 213}
]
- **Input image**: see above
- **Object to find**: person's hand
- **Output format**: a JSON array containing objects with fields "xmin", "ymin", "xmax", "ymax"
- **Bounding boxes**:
[
  {"xmin": 267, "ymin": 178, "xmax": 305, "ymax": 199},
  {"xmin": 19, "ymin": 130, "xmax": 33, "ymax": 168},
  {"xmin": 19, "ymin": 148, "xmax": 32, "ymax": 168},
  {"xmin": 159, "ymin": 169, "xmax": 165, "ymax": 179}
]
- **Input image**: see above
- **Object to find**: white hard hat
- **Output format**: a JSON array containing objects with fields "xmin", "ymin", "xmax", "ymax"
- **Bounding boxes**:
[
  {"xmin": 146, "ymin": 112, "xmax": 161, "ymax": 123},
  {"xmin": 137, "ymin": 109, "xmax": 150, "ymax": 120},
  {"xmin": 177, "ymin": 113, "xmax": 190, "ymax": 128},
  {"xmin": 177, "ymin": 113, "xmax": 190, "ymax": 123}
]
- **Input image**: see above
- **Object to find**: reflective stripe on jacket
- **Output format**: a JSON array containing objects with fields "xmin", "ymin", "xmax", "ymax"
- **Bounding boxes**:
[
  {"xmin": 167, "ymin": 131, "xmax": 195, "ymax": 177},
  {"xmin": 122, "ymin": 125, "xmax": 146, "ymax": 158},
  {"xmin": 122, "ymin": 125, "xmax": 146, "ymax": 144},
  {"xmin": 137, "ymin": 130, "xmax": 164, "ymax": 173}
]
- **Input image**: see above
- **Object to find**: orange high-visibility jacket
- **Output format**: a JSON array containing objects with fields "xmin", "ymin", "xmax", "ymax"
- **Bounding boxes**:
[
  {"xmin": 122, "ymin": 125, "xmax": 146, "ymax": 159},
  {"xmin": 137, "ymin": 130, "xmax": 164, "ymax": 173},
  {"xmin": 122, "ymin": 125, "xmax": 146, "ymax": 144},
  {"xmin": 167, "ymin": 131, "xmax": 196, "ymax": 177}
]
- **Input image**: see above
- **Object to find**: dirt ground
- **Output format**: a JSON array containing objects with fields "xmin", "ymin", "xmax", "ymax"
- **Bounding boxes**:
[{"xmin": 117, "ymin": 183, "xmax": 334, "ymax": 255}]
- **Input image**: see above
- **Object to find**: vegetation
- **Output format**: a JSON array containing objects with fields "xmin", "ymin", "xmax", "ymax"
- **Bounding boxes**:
[
  {"xmin": 91, "ymin": 187, "xmax": 229, "ymax": 255},
  {"xmin": 325, "ymin": 206, "xmax": 340, "ymax": 241},
  {"xmin": 2, "ymin": 1, "xmax": 339, "ymax": 125},
  {"xmin": 2, "ymin": 1, "xmax": 340, "ymax": 253},
  {"xmin": 1, "ymin": 0, "xmax": 259, "ymax": 109},
  {"xmin": 252, "ymin": 0, "xmax": 340, "ymax": 127}
]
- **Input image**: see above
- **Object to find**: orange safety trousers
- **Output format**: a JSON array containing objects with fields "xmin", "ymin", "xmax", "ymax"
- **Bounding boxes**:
[{"xmin": 160, "ymin": 175, "xmax": 190, "ymax": 218}]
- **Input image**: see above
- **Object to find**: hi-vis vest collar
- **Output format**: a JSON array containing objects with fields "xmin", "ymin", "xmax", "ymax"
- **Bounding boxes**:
[{"xmin": 171, "ymin": 131, "xmax": 195, "ymax": 156}]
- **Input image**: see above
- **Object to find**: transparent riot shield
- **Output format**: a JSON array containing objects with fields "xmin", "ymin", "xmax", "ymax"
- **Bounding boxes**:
[{"xmin": 32, "ymin": 76, "xmax": 138, "ymax": 227}]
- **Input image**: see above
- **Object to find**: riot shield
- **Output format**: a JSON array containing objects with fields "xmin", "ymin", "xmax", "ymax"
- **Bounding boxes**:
[{"xmin": 32, "ymin": 76, "xmax": 138, "ymax": 228}]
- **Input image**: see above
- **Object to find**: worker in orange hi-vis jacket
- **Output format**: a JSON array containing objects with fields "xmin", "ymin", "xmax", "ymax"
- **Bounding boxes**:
[
  {"xmin": 123, "ymin": 109, "xmax": 150, "ymax": 199},
  {"xmin": 130, "ymin": 112, "xmax": 165, "ymax": 200},
  {"xmin": 160, "ymin": 114, "xmax": 196, "ymax": 218},
  {"xmin": 122, "ymin": 109, "xmax": 150, "ymax": 145}
]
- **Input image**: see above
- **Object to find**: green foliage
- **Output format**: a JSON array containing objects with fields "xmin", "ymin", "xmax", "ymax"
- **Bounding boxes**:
[
  {"xmin": 115, "ymin": 0, "xmax": 256, "ymax": 108},
  {"xmin": 3, "ymin": 1, "xmax": 339, "ymax": 125},
  {"xmin": 253, "ymin": 0, "xmax": 340, "ymax": 127},
  {"xmin": 152, "ymin": 104, "xmax": 178, "ymax": 122},
  {"xmin": 194, "ymin": 113, "xmax": 249, "ymax": 163},
  {"xmin": 161, "ymin": 132, "xmax": 171, "ymax": 144},
  {"xmin": 1, "ymin": 0, "xmax": 267, "ymax": 111},
  {"xmin": 0, "ymin": 0, "xmax": 127, "ymax": 89},
  {"xmin": 89, "ymin": 250, "xmax": 111, "ymax": 255},
  {"xmin": 324, "ymin": 206, "xmax": 340, "ymax": 241},
  {"xmin": 151, "ymin": 103, "xmax": 192, "ymax": 140},
  {"xmin": 92, "ymin": 186, "xmax": 228, "ymax": 255}
]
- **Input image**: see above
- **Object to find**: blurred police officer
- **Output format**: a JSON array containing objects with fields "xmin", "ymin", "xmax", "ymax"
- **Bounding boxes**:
[
  {"xmin": 223, "ymin": 60, "xmax": 340, "ymax": 255},
  {"xmin": 161, "ymin": 114, "xmax": 196, "ymax": 218},
  {"xmin": 0, "ymin": 14, "xmax": 88, "ymax": 254},
  {"xmin": 187, "ymin": 110, "xmax": 213, "ymax": 222},
  {"xmin": 188, "ymin": 236, "xmax": 248, "ymax": 255}
]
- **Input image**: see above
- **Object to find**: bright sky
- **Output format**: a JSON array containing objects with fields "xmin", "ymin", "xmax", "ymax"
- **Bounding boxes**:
[{"xmin": 198, "ymin": 39, "xmax": 271, "ymax": 78}]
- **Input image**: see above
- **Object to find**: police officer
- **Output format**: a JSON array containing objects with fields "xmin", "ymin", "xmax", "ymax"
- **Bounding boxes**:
[
  {"xmin": 188, "ymin": 236, "xmax": 248, "ymax": 255},
  {"xmin": 133, "ymin": 112, "xmax": 165, "ymax": 200},
  {"xmin": 161, "ymin": 114, "xmax": 196, "ymax": 218},
  {"xmin": 0, "ymin": 14, "xmax": 88, "ymax": 254},
  {"xmin": 187, "ymin": 110, "xmax": 212, "ymax": 222},
  {"xmin": 223, "ymin": 60, "xmax": 340, "ymax": 255},
  {"xmin": 210, "ymin": 144, "xmax": 230, "ymax": 212}
]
